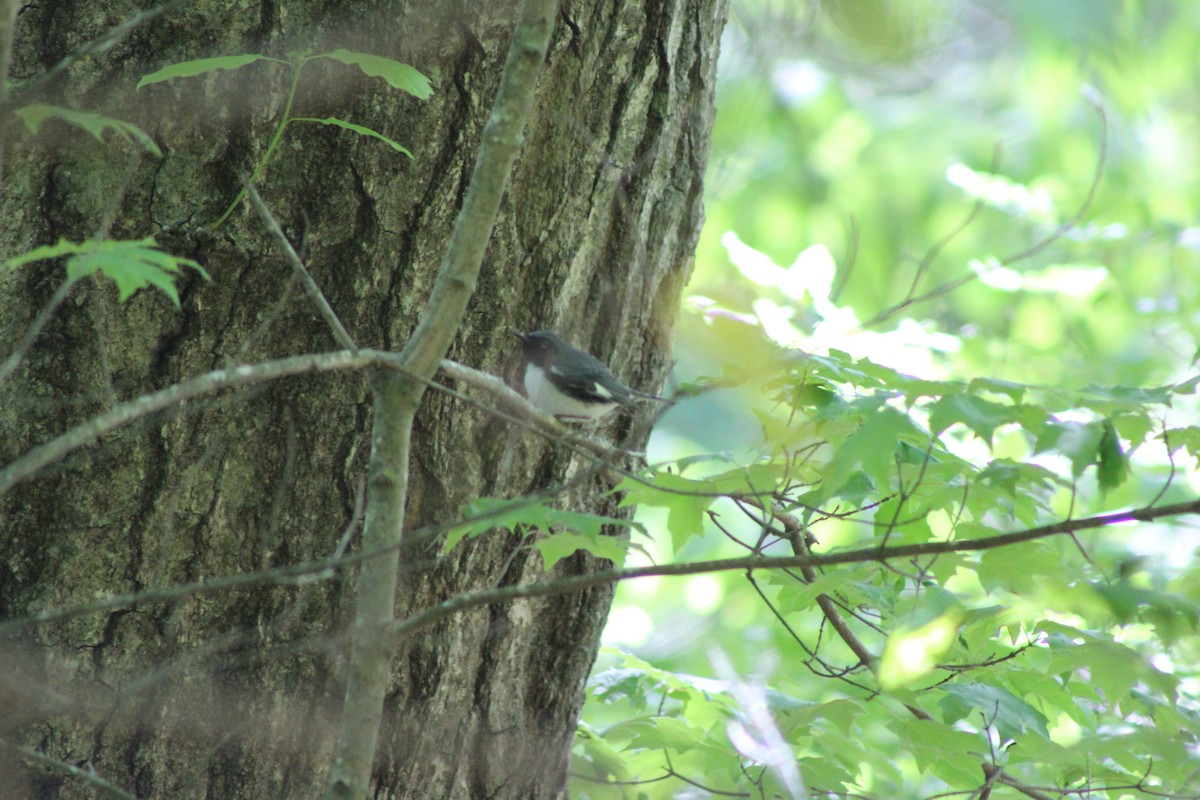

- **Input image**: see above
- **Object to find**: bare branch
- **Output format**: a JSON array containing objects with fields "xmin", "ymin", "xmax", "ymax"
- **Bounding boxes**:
[
  {"xmin": 6, "ymin": 742, "xmax": 136, "ymax": 800},
  {"xmin": 0, "ymin": 349, "xmax": 394, "ymax": 496},
  {"xmin": 0, "ymin": 346, "xmax": 638, "ymax": 502},
  {"xmin": 5, "ymin": 484, "xmax": 1197, "ymax": 666},
  {"xmin": 325, "ymin": 1, "xmax": 560, "ymax": 796},
  {"xmin": 982, "ymin": 766, "xmax": 1056, "ymax": 800},
  {"xmin": 0, "ymin": 277, "xmax": 73, "ymax": 384},
  {"xmin": 245, "ymin": 183, "xmax": 357, "ymax": 351},
  {"xmin": 384, "ymin": 495, "xmax": 1200, "ymax": 644}
]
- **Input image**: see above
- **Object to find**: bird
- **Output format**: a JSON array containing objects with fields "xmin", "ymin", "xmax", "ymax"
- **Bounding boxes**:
[{"xmin": 514, "ymin": 330, "xmax": 666, "ymax": 421}]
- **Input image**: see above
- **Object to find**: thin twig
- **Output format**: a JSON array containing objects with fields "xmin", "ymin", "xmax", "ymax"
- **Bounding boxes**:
[
  {"xmin": 862, "ymin": 91, "xmax": 1108, "ymax": 329},
  {"xmin": 0, "ymin": 1, "xmax": 189, "ymax": 115},
  {"xmin": 383, "ymin": 494, "xmax": 1200, "ymax": 644},
  {"xmin": 0, "ymin": 278, "xmax": 73, "ymax": 384},
  {"xmin": 4, "ymin": 484, "xmax": 1198, "ymax": 657},
  {"xmin": 244, "ymin": 183, "xmax": 357, "ymax": 351},
  {"xmin": 0, "ymin": 349, "xmax": 390, "ymax": 496},
  {"xmin": 0, "ymin": 344, "xmax": 651, "ymax": 505},
  {"xmin": 6, "ymin": 742, "xmax": 136, "ymax": 800}
]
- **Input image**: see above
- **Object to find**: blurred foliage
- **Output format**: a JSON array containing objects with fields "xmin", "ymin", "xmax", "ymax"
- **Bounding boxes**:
[{"xmin": 574, "ymin": 1, "xmax": 1200, "ymax": 798}]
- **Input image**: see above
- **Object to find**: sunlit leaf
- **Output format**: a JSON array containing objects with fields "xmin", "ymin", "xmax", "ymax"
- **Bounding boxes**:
[
  {"xmin": 574, "ymin": 722, "xmax": 634, "ymax": 782},
  {"xmin": 947, "ymin": 163, "xmax": 1056, "ymax": 222},
  {"xmin": 618, "ymin": 472, "xmax": 722, "ymax": 551},
  {"xmin": 879, "ymin": 609, "xmax": 962, "ymax": 689}
]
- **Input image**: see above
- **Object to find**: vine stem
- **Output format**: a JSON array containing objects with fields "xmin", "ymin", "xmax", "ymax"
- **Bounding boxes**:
[{"xmin": 210, "ymin": 57, "xmax": 305, "ymax": 229}]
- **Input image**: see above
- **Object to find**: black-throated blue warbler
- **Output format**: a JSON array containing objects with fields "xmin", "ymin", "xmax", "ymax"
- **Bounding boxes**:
[{"xmin": 514, "ymin": 330, "xmax": 666, "ymax": 421}]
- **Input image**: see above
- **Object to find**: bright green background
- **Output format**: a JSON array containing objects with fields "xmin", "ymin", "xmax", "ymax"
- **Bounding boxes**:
[{"xmin": 577, "ymin": 2, "xmax": 1200, "ymax": 797}]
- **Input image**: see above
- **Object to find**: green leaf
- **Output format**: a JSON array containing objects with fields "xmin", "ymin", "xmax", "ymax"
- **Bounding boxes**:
[
  {"xmin": 1160, "ymin": 425, "xmax": 1200, "ymax": 458},
  {"xmin": 967, "ymin": 376, "xmax": 1027, "ymax": 403},
  {"xmin": 625, "ymin": 716, "xmax": 706, "ymax": 752},
  {"xmin": 938, "ymin": 683, "xmax": 1049, "ymax": 741},
  {"xmin": 978, "ymin": 541, "xmax": 1060, "ymax": 594},
  {"xmin": 797, "ymin": 757, "xmax": 855, "ymax": 793},
  {"xmin": 818, "ymin": 470, "xmax": 875, "ymax": 508},
  {"xmin": 534, "ymin": 530, "xmax": 629, "ymax": 570},
  {"xmin": 892, "ymin": 718, "xmax": 983, "ymax": 787},
  {"xmin": 318, "ymin": 49, "xmax": 433, "ymax": 98},
  {"xmin": 137, "ymin": 54, "xmax": 279, "ymax": 88},
  {"xmin": 290, "ymin": 116, "xmax": 413, "ymax": 158},
  {"xmin": 1039, "ymin": 623, "xmax": 1162, "ymax": 707},
  {"xmin": 1173, "ymin": 374, "xmax": 1200, "ymax": 395},
  {"xmin": 3, "ymin": 238, "xmax": 208, "ymax": 308},
  {"xmin": 574, "ymin": 722, "xmax": 634, "ymax": 782},
  {"xmin": 929, "ymin": 392, "xmax": 1020, "ymax": 444},
  {"xmin": 445, "ymin": 497, "xmax": 637, "ymax": 555},
  {"xmin": 789, "ymin": 381, "xmax": 839, "ymax": 410},
  {"xmin": 619, "ymin": 472, "xmax": 716, "ymax": 551},
  {"xmin": 445, "ymin": 497, "xmax": 546, "ymax": 551},
  {"xmin": 703, "ymin": 463, "xmax": 782, "ymax": 495},
  {"xmin": 879, "ymin": 608, "xmax": 962, "ymax": 689},
  {"xmin": 1, "ymin": 239, "xmax": 87, "ymax": 270},
  {"xmin": 630, "ymin": 463, "xmax": 782, "ymax": 551},
  {"xmin": 1034, "ymin": 420, "xmax": 1103, "ymax": 478},
  {"xmin": 65, "ymin": 239, "xmax": 208, "ymax": 307},
  {"xmin": 821, "ymin": 405, "xmax": 915, "ymax": 496},
  {"xmin": 804, "ymin": 350, "xmax": 883, "ymax": 388},
  {"xmin": 1111, "ymin": 411, "xmax": 1154, "ymax": 448},
  {"xmin": 1091, "ymin": 582, "xmax": 1200, "ymax": 631},
  {"xmin": 588, "ymin": 668, "xmax": 652, "ymax": 708},
  {"xmin": 664, "ymin": 501, "xmax": 708, "ymax": 550},
  {"xmin": 1096, "ymin": 418, "xmax": 1129, "ymax": 492},
  {"xmin": 14, "ymin": 104, "xmax": 162, "ymax": 157},
  {"xmin": 1078, "ymin": 383, "xmax": 1175, "ymax": 413},
  {"xmin": 976, "ymin": 458, "xmax": 1039, "ymax": 497},
  {"xmin": 776, "ymin": 568, "xmax": 874, "ymax": 615}
]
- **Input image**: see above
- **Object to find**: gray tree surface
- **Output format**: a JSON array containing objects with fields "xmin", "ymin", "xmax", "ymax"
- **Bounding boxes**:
[{"xmin": 0, "ymin": 1, "xmax": 727, "ymax": 797}]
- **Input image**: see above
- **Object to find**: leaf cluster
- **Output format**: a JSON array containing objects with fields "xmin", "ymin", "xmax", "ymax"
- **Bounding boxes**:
[{"xmin": 564, "ymin": 3, "xmax": 1200, "ymax": 797}]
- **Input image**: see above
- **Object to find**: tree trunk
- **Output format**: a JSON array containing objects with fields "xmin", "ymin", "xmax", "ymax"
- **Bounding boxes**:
[{"xmin": 0, "ymin": 1, "xmax": 726, "ymax": 797}]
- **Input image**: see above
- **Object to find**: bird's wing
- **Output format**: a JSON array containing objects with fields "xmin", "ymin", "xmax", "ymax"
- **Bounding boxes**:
[{"xmin": 547, "ymin": 363, "xmax": 633, "ymax": 405}]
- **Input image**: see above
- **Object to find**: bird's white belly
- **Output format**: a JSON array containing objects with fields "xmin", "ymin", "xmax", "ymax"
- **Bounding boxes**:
[{"xmin": 524, "ymin": 364, "xmax": 617, "ymax": 420}]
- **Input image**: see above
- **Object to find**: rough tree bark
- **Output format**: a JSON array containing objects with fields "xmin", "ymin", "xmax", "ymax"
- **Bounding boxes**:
[{"xmin": 0, "ymin": 1, "xmax": 727, "ymax": 798}]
